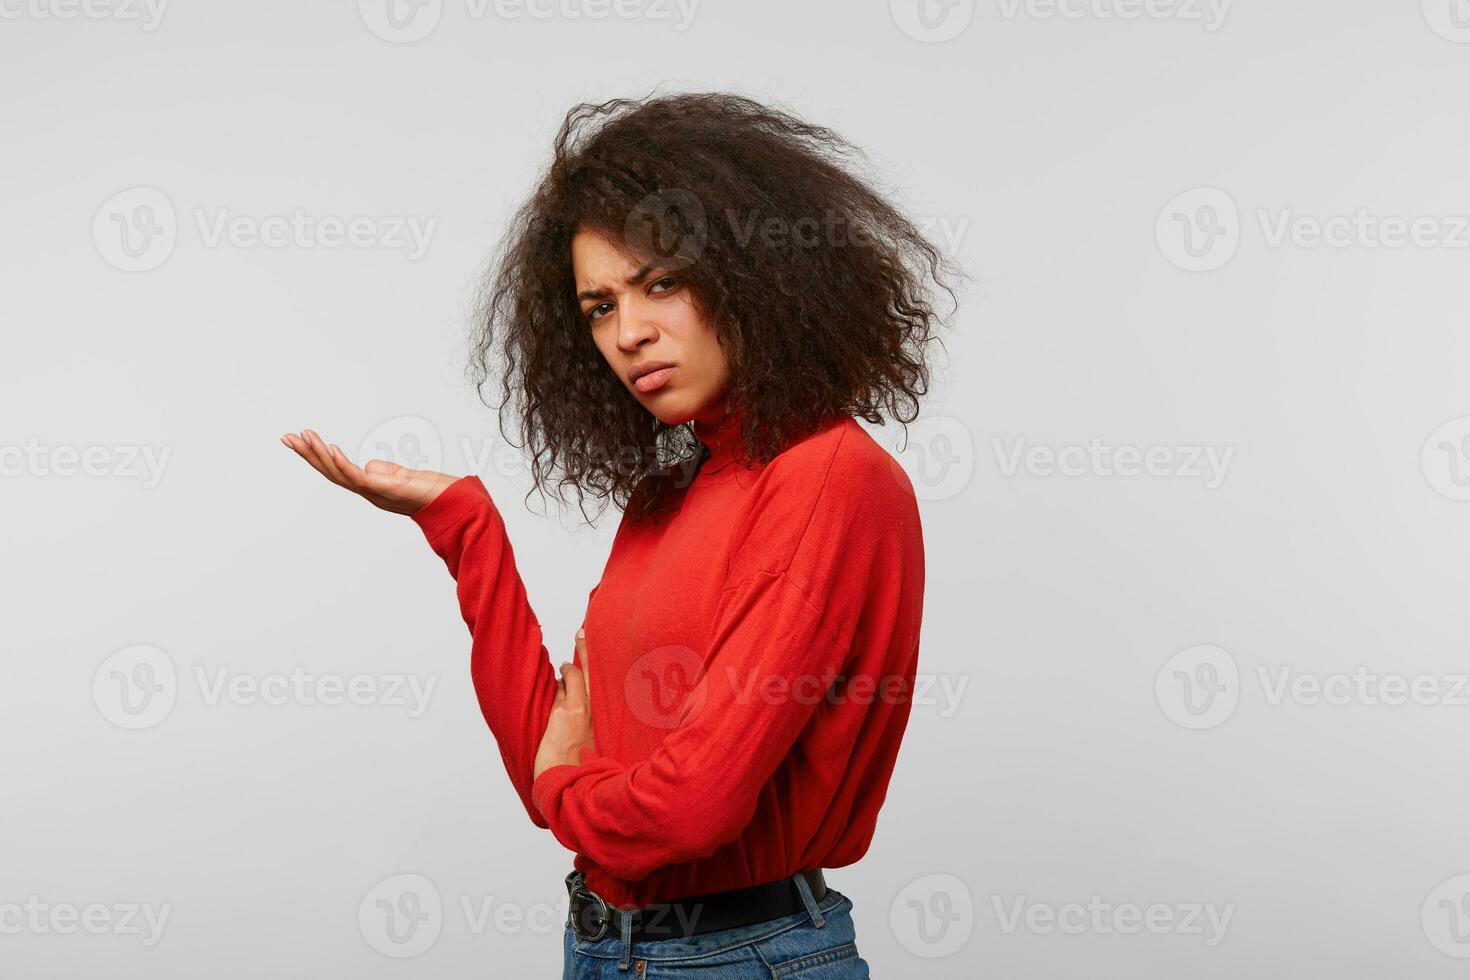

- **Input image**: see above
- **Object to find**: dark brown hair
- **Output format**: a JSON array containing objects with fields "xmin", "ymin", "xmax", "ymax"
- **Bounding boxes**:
[{"xmin": 472, "ymin": 89, "xmax": 960, "ymax": 525}]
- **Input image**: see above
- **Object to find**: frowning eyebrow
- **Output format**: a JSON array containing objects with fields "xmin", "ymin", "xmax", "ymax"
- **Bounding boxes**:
[{"xmin": 576, "ymin": 262, "xmax": 656, "ymax": 302}]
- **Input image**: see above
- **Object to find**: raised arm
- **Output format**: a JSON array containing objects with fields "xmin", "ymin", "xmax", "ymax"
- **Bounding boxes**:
[{"xmin": 411, "ymin": 474, "xmax": 590, "ymax": 828}]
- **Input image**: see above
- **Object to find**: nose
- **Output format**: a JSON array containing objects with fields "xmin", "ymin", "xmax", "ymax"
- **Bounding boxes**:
[{"xmin": 616, "ymin": 295, "xmax": 660, "ymax": 353}]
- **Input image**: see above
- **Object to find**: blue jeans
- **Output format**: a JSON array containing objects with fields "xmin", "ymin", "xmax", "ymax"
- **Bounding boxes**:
[{"xmin": 562, "ymin": 871, "xmax": 870, "ymax": 978}]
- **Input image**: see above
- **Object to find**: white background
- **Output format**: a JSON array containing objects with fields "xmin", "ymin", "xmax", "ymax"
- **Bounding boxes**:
[{"xmin": 4, "ymin": 0, "xmax": 1470, "ymax": 977}]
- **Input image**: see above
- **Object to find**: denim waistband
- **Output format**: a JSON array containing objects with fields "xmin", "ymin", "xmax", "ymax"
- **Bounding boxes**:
[{"xmin": 566, "ymin": 870, "xmax": 847, "ymax": 972}]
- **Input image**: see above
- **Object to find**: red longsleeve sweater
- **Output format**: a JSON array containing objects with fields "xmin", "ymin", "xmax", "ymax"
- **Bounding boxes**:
[{"xmin": 410, "ymin": 406, "xmax": 925, "ymax": 909}]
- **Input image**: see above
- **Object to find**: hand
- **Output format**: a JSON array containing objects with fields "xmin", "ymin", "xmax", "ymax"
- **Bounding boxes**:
[
  {"xmin": 534, "ymin": 628, "xmax": 596, "ymax": 780},
  {"xmin": 281, "ymin": 429, "xmax": 460, "ymax": 516}
]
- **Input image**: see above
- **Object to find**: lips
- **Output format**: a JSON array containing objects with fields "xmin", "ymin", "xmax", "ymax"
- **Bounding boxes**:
[
  {"xmin": 628, "ymin": 360, "xmax": 676, "ymax": 383},
  {"xmin": 633, "ymin": 366, "xmax": 675, "ymax": 393},
  {"xmin": 628, "ymin": 361, "xmax": 676, "ymax": 393}
]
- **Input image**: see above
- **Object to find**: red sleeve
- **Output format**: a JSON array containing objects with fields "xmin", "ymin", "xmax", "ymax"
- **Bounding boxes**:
[
  {"xmin": 412, "ymin": 475, "xmax": 594, "ymax": 829},
  {"xmin": 530, "ymin": 431, "xmax": 912, "ymax": 881}
]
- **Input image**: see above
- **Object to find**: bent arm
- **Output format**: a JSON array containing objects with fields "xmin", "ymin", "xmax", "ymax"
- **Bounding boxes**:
[{"xmin": 529, "ymin": 565, "xmax": 863, "ymax": 880}]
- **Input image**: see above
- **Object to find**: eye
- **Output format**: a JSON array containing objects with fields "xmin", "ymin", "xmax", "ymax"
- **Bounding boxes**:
[
  {"xmin": 585, "ymin": 302, "xmax": 613, "ymax": 323},
  {"xmin": 649, "ymin": 275, "xmax": 678, "ymax": 294}
]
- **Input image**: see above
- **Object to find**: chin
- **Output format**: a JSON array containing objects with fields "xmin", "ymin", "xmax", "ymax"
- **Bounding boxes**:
[
  {"xmin": 644, "ymin": 398, "xmax": 698, "ymax": 427},
  {"xmin": 650, "ymin": 409, "xmax": 693, "ymax": 426}
]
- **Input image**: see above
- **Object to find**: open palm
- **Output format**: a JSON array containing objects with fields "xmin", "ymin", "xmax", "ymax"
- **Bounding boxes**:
[{"xmin": 281, "ymin": 428, "xmax": 459, "ymax": 515}]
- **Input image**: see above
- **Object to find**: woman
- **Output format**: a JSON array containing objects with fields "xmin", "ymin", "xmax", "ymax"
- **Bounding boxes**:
[{"xmin": 283, "ymin": 91, "xmax": 955, "ymax": 978}]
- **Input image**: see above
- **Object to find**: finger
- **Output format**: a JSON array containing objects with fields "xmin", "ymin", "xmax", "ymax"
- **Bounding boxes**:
[
  {"xmin": 296, "ymin": 431, "xmax": 344, "ymax": 485},
  {"xmin": 283, "ymin": 431, "xmax": 344, "ymax": 487},
  {"xmin": 303, "ymin": 430, "xmax": 350, "ymax": 485},
  {"xmin": 560, "ymin": 662, "xmax": 588, "ymax": 711},
  {"xmin": 322, "ymin": 443, "xmax": 363, "ymax": 488}
]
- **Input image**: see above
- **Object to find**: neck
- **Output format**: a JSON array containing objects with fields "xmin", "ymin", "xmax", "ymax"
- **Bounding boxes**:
[{"xmin": 692, "ymin": 395, "xmax": 745, "ymax": 471}]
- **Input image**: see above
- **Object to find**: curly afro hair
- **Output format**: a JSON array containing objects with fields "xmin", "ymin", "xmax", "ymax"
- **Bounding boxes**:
[{"xmin": 471, "ymin": 89, "xmax": 960, "ymax": 525}]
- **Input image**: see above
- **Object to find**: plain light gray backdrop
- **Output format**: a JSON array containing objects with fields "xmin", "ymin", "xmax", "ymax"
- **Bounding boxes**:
[{"xmin": 4, "ymin": 0, "xmax": 1470, "ymax": 977}]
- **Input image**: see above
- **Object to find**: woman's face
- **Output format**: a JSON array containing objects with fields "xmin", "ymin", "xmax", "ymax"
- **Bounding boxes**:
[{"xmin": 572, "ymin": 228, "xmax": 731, "ymax": 427}]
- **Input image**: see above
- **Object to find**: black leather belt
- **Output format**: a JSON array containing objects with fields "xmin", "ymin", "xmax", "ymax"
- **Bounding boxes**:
[{"xmin": 564, "ymin": 869, "xmax": 827, "ymax": 943}]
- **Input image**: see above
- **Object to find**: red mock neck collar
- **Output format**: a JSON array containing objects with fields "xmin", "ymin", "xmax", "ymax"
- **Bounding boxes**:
[{"xmin": 692, "ymin": 399, "xmax": 746, "ymax": 474}]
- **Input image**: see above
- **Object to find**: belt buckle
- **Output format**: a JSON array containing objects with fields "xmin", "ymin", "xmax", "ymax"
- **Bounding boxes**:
[{"xmin": 567, "ymin": 879, "xmax": 612, "ymax": 942}]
